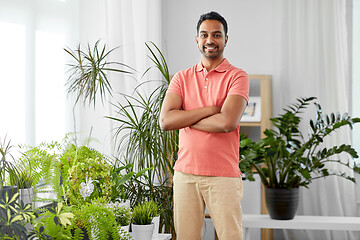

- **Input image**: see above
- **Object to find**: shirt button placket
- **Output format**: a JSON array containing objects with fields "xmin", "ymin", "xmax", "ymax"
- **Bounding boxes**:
[{"xmin": 205, "ymin": 76, "xmax": 209, "ymax": 89}]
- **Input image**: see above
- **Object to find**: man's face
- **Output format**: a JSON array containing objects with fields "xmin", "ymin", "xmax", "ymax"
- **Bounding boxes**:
[{"xmin": 196, "ymin": 19, "xmax": 228, "ymax": 59}]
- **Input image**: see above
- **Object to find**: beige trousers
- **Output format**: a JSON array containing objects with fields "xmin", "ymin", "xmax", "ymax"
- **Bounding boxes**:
[{"xmin": 173, "ymin": 171, "xmax": 243, "ymax": 240}]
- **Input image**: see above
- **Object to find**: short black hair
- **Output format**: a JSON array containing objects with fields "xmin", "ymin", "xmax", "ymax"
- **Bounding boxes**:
[{"xmin": 196, "ymin": 11, "xmax": 228, "ymax": 36}]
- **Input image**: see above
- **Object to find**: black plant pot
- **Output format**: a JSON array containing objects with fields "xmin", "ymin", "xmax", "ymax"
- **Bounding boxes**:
[{"xmin": 265, "ymin": 187, "xmax": 299, "ymax": 220}]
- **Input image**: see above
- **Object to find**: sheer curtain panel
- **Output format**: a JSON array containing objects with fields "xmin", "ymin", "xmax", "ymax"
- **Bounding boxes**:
[{"xmin": 272, "ymin": 1, "xmax": 358, "ymax": 239}]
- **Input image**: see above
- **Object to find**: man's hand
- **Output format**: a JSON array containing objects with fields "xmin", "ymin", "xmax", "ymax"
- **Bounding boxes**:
[
  {"xmin": 159, "ymin": 93, "xmax": 221, "ymax": 131},
  {"xmin": 191, "ymin": 95, "xmax": 247, "ymax": 133}
]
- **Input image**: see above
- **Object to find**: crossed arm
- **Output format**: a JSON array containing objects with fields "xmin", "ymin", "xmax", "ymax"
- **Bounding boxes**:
[{"xmin": 159, "ymin": 93, "xmax": 248, "ymax": 133}]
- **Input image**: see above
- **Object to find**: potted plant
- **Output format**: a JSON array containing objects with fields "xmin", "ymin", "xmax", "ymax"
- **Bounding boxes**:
[
  {"xmin": 0, "ymin": 137, "xmax": 18, "ymax": 201},
  {"xmin": 59, "ymin": 144, "xmax": 113, "ymax": 205},
  {"xmin": 29, "ymin": 201, "xmax": 76, "ymax": 239},
  {"xmin": 239, "ymin": 97, "xmax": 360, "ymax": 220},
  {"xmin": 131, "ymin": 200, "xmax": 158, "ymax": 240},
  {"xmin": 0, "ymin": 192, "xmax": 36, "ymax": 240},
  {"xmin": 112, "ymin": 204, "xmax": 132, "ymax": 233},
  {"xmin": 65, "ymin": 40, "xmax": 177, "ymax": 235},
  {"xmin": 9, "ymin": 167, "xmax": 34, "ymax": 206}
]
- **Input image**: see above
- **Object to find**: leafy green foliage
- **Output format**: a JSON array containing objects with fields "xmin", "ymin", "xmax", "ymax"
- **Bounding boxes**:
[
  {"xmin": 64, "ymin": 40, "xmax": 134, "ymax": 107},
  {"xmin": 131, "ymin": 200, "xmax": 159, "ymax": 225},
  {"xmin": 77, "ymin": 202, "xmax": 120, "ymax": 240},
  {"xmin": 9, "ymin": 168, "xmax": 33, "ymax": 189},
  {"xmin": 0, "ymin": 192, "xmax": 36, "ymax": 240},
  {"xmin": 240, "ymin": 97, "xmax": 359, "ymax": 189},
  {"xmin": 29, "ymin": 202, "xmax": 74, "ymax": 239},
  {"xmin": 113, "ymin": 205, "xmax": 132, "ymax": 226},
  {"xmin": 60, "ymin": 144, "xmax": 113, "ymax": 205},
  {"xmin": 107, "ymin": 41, "xmax": 177, "ymax": 233},
  {"xmin": 110, "ymin": 163, "xmax": 153, "ymax": 202},
  {"xmin": 19, "ymin": 140, "xmax": 64, "ymax": 198},
  {"xmin": 0, "ymin": 137, "xmax": 18, "ymax": 189}
]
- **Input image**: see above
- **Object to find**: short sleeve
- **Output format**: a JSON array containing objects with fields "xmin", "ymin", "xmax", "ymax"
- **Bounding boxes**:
[
  {"xmin": 166, "ymin": 72, "xmax": 182, "ymax": 97},
  {"xmin": 228, "ymin": 72, "xmax": 249, "ymax": 103}
]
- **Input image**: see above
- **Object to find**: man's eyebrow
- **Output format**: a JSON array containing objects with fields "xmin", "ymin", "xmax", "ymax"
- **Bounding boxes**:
[{"xmin": 199, "ymin": 30, "xmax": 223, "ymax": 34}]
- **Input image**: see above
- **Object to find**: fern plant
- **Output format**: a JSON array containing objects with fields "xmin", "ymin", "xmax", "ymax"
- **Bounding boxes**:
[
  {"xmin": 78, "ymin": 202, "xmax": 120, "ymax": 240},
  {"xmin": 240, "ymin": 97, "xmax": 360, "ymax": 189},
  {"xmin": 19, "ymin": 140, "xmax": 64, "ymax": 199}
]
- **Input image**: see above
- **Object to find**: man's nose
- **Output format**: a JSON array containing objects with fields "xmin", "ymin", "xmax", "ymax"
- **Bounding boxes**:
[{"xmin": 206, "ymin": 36, "xmax": 214, "ymax": 44}]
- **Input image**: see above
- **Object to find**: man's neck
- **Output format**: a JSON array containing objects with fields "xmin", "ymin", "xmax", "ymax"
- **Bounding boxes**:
[{"xmin": 201, "ymin": 57, "xmax": 225, "ymax": 72}]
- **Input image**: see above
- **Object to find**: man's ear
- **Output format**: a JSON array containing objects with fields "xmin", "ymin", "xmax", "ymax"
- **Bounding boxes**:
[
  {"xmin": 225, "ymin": 35, "xmax": 228, "ymax": 46},
  {"xmin": 195, "ymin": 35, "xmax": 199, "ymax": 45}
]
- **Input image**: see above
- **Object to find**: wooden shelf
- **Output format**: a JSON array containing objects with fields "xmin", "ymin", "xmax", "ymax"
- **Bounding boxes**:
[
  {"xmin": 240, "ymin": 74, "xmax": 273, "ymax": 240},
  {"xmin": 240, "ymin": 74, "xmax": 273, "ymax": 139}
]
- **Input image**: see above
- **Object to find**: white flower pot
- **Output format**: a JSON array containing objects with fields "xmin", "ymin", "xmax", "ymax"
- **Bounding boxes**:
[
  {"xmin": 131, "ymin": 223, "xmax": 154, "ymax": 240},
  {"xmin": 19, "ymin": 187, "xmax": 34, "ymax": 207},
  {"xmin": 120, "ymin": 224, "xmax": 130, "ymax": 234},
  {"xmin": 152, "ymin": 216, "xmax": 160, "ymax": 238}
]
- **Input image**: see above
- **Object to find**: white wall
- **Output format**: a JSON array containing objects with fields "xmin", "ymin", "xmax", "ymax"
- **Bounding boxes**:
[{"xmin": 163, "ymin": 0, "xmax": 278, "ymax": 76}]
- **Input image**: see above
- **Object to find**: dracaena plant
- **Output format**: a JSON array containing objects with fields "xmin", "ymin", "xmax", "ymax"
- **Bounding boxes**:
[
  {"xmin": 239, "ymin": 97, "xmax": 360, "ymax": 189},
  {"xmin": 64, "ymin": 40, "xmax": 134, "ymax": 107},
  {"xmin": 0, "ymin": 136, "xmax": 18, "ymax": 189}
]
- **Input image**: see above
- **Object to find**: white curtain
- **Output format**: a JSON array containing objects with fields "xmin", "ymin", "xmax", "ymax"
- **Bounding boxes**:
[
  {"xmin": 76, "ymin": 0, "xmax": 163, "ymax": 156},
  {"xmin": 0, "ymin": 0, "xmax": 163, "ymax": 156},
  {"xmin": 0, "ymin": 0, "xmax": 79, "ymax": 147},
  {"xmin": 272, "ymin": 1, "xmax": 358, "ymax": 239}
]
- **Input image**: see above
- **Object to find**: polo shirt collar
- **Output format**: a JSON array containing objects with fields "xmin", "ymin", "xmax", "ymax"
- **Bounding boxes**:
[{"xmin": 196, "ymin": 58, "xmax": 230, "ymax": 73}]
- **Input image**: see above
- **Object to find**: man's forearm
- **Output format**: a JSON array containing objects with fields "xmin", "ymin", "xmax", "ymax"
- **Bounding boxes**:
[
  {"xmin": 160, "ymin": 106, "xmax": 220, "ymax": 131},
  {"xmin": 191, "ymin": 112, "xmax": 239, "ymax": 133}
]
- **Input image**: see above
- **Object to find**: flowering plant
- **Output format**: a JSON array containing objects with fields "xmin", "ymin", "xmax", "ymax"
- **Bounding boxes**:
[
  {"xmin": 60, "ymin": 145, "xmax": 113, "ymax": 205},
  {"xmin": 79, "ymin": 176, "xmax": 96, "ymax": 200}
]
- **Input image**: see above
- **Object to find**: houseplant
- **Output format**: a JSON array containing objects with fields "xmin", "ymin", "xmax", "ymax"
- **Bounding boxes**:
[
  {"xmin": 59, "ymin": 144, "xmax": 113, "ymax": 205},
  {"xmin": 0, "ymin": 192, "xmax": 36, "ymax": 240},
  {"xmin": 65, "ymin": 40, "xmax": 177, "ymax": 234},
  {"xmin": 131, "ymin": 200, "xmax": 158, "ymax": 240},
  {"xmin": 112, "ymin": 204, "xmax": 132, "ymax": 232},
  {"xmin": 9, "ymin": 167, "xmax": 34, "ymax": 206},
  {"xmin": 0, "ymin": 136, "xmax": 19, "ymax": 201},
  {"xmin": 108, "ymin": 42, "xmax": 177, "ymax": 234},
  {"xmin": 239, "ymin": 97, "xmax": 360, "ymax": 219},
  {"xmin": 64, "ymin": 39, "xmax": 134, "ymax": 107}
]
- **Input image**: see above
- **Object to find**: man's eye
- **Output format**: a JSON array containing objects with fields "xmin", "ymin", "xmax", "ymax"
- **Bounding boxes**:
[
  {"xmin": 214, "ymin": 34, "xmax": 221, "ymax": 38},
  {"xmin": 201, "ymin": 34, "xmax": 207, "ymax": 38}
]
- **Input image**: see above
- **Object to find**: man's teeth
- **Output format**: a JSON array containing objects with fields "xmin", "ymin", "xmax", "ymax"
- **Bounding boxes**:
[{"xmin": 206, "ymin": 46, "xmax": 215, "ymax": 49}]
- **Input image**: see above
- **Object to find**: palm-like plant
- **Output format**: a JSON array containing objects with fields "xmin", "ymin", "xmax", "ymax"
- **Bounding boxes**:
[
  {"xmin": 64, "ymin": 40, "xmax": 134, "ymax": 107},
  {"xmin": 107, "ymin": 41, "xmax": 178, "ymax": 233},
  {"xmin": 240, "ymin": 97, "xmax": 360, "ymax": 189},
  {"xmin": 0, "ymin": 137, "xmax": 19, "ymax": 189}
]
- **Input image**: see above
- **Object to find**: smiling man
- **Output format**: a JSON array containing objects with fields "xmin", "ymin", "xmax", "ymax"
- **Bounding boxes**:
[{"xmin": 160, "ymin": 11, "xmax": 249, "ymax": 240}]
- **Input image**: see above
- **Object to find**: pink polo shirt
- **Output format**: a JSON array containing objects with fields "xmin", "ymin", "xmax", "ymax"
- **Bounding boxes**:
[{"xmin": 167, "ymin": 59, "xmax": 249, "ymax": 177}]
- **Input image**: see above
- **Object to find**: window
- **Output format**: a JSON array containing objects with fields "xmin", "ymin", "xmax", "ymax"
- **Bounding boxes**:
[{"xmin": 0, "ymin": 0, "xmax": 79, "ymax": 146}]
